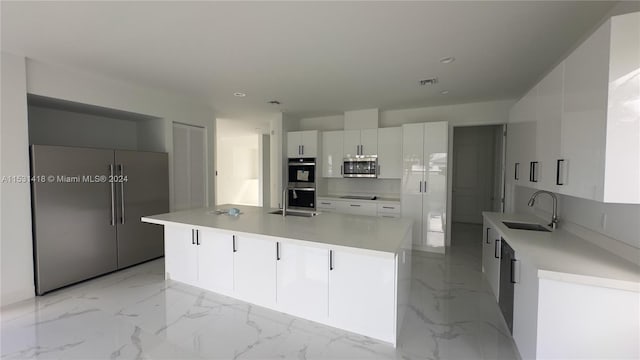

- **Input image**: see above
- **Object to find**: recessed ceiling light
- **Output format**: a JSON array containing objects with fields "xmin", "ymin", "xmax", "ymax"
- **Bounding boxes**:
[
  {"xmin": 440, "ymin": 90, "xmax": 450, "ymax": 95},
  {"xmin": 233, "ymin": 92, "xmax": 246, "ymax": 97},
  {"xmin": 439, "ymin": 56, "xmax": 455, "ymax": 64}
]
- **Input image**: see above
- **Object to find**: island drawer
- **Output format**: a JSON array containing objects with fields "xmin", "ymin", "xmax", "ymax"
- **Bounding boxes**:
[{"xmin": 377, "ymin": 203, "xmax": 400, "ymax": 214}]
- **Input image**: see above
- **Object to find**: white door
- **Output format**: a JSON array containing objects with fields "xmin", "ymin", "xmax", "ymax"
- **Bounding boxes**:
[
  {"xmin": 423, "ymin": 122, "xmax": 448, "ymax": 251},
  {"xmin": 197, "ymin": 229, "xmax": 234, "ymax": 295},
  {"xmin": 276, "ymin": 242, "xmax": 329, "ymax": 322},
  {"xmin": 401, "ymin": 123, "xmax": 425, "ymax": 248},
  {"xmin": 377, "ymin": 127, "xmax": 402, "ymax": 179},
  {"xmin": 173, "ymin": 123, "xmax": 206, "ymax": 210},
  {"xmin": 360, "ymin": 129, "xmax": 378, "ymax": 155},
  {"xmin": 233, "ymin": 235, "xmax": 277, "ymax": 307},
  {"xmin": 300, "ymin": 130, "xmax": 318, "ymax": 157},
  {"xmin": 322, "ymin": 131, "xmax": 344, "ymax": 178},
  {"xmin": 328, "ymin": 250, "xmax": 395, "ymax": 343},
  {"xmin": 452, "ymin": 126, "xmax": 495, "ymax": 224},
  {"xmin": 343, "ymin": 130, "xmax": 360, "ymax": 157},
  {"xmin": 164, "ymin": 226, "xmax": 198, "ymax": 286},
  {"xmin": 287, "ymin": 131, "xmax": 302, "ymax": 157}
]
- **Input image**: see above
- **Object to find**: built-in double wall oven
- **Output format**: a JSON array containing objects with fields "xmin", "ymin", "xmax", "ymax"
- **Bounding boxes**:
[{"xmin": 287, "ymin": 157, "xmax": 316, "ymax": 210}]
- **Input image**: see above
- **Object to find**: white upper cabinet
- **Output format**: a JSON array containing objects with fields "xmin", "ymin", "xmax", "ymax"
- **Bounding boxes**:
[
  {"xmin": 508, "ymin": 12, "xmax": 640, "ymax": 204},
  {"xmin": 343, "ymin": 130, "xmax": 361, "ymax": 158},
  {"xmin": 321, "ymin": 131, "xmax": 344, "ymax": 178},
  {"xmin": 377, "ymin": 127, "xmax": 402, "ymax": 179},
  {"xmin": 343, "ymin": 129, "xmax": 378, "ymax": 157},
  {"xmin": 535, "ymin": 63, "xmax": 564, "ymax": 192},
  {"xmin": 287, "ymin": 130, "xmax": 319, "ymax": 157}
]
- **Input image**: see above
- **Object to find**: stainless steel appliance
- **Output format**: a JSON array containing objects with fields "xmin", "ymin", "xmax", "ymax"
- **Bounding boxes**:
[
  {"xmin": 30, "ymin": 145, "xmax": 169, "ymax": 295},
  {"xmin": 499, "ymin": 238, "xmax": 516, "ymax": 334},
  {"xmin": 287, "ymin": 157, "xmax": 316, "ymax": 210},
  {"xmin": 343, "ymin": 156, "xmax": 378, "ymax": 178}
]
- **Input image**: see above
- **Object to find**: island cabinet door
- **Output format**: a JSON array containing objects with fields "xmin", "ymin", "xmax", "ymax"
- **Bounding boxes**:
[
  {"xmin": 233, "ymin": 235, "xmax": 277, "ymax": 307},
  {"xmin": 276, "ymin": 242, "xmax": 329, "ymax": 322},
  {"xmin": 164, "ymin": 226, "xmax": 198, "ymax": 286},
  {"xmin": 197, "ymin": 229, "xmax": 234, "ymax": 296},
  {"xmin": 328, "ymin": 250, "xmax": 396, "ymax": 344}
]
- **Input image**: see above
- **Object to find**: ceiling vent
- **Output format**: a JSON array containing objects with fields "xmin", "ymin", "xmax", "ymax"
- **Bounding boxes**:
[
  {"xmin": 268, "ymin": 100, "xmax": 281, "ymax": 105},
  {"xmin": 419, "ymin": 78, "xmax": 439, "ymax": 86}
]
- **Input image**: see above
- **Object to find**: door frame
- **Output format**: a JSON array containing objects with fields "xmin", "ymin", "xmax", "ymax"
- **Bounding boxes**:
[{"xmin": 446, "ymin": 123, "xmax": 506, "ymax": 248}]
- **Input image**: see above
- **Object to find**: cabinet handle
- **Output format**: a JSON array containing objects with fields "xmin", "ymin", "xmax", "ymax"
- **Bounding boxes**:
[
  {"xmin": 196, "ymin": 230, "xmax": 200, "ymax": 246},
  {"xmin": 381, "ymin": 215, "xmax": 395, "ymax": 218},
  {"xmin": 109, "ymin": 164, "xmax": 116, "ymax": 226},
  {"xmin": 419, "ymin": 181, "xmax": 423, "ymax": 193},
  {"xmin": 350, "ymin": 204, "xmax": 361, "ymax": 207},
  {"xmin": 423, "ymin": 181, "xmax": 427, "ymax": 193},
  {"xmin": 515, "ymin": 163, "xmax": 520, "ymax": 180},
  {"xmin": 232, "ymin": 235, "xmax": 237, "ymax": 252},
  {"xmin": 510, "ymin": 259, "xmax": 517, "ymax": 284},
  {"xmin": 486, "ymin": 228, "xmax": 491, "ymax": 244},
  {"xmin": 530, "ymin": 161, "xmax": 538, "ymax": 183},
  {"xmin": 494, "ymin": 238, "xmax": 501, "ymax": 259},
  {"xmin": 382, "ymin": 206, "xmax": 395, "ymax": 209},
  {"xmin": 119, "ymin": 164, "xmax": 125, "ymax": 224},
  {"xmin": 320, "ymin": 202, "xmax": 331, "ymax": 205},
  {"xmin": 301, "ymin": 145, "xmax": 304, "ymax": 155},
  {"xmin": 276, "ymin": 242, "xmax": 280, "ymax": 260},
  {"xmin": 556, "ymin": 159, "xmax": 565, "ymax": 185},
  {"xmin": 329, "ymin": 250, "xmax": 334, "ymax": 270},
  {"xmin": 340, "ymin": 165, "xmax": 343, "ymax": 175},
  {"xmin": 192, "ymin": 229, "xmax": 196, "ymax": 245}
]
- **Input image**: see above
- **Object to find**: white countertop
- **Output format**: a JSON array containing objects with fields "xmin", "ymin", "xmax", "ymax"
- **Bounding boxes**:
[
  {"xmin": 317, "ymin": 195, "xmax": 401, "ymax": 205},
  {"xmin": 483, "ymin": 212, "xmax": 640, "ymax": 292},
  {"xmin": 143, "ymin": 205, "xmax": 412, "ymax": 258}
]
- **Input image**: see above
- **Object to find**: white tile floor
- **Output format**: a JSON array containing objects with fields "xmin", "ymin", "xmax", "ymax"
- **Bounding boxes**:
[{"xmin": 1, "ymin": 223, "xmax": 519, "ymax": 359}]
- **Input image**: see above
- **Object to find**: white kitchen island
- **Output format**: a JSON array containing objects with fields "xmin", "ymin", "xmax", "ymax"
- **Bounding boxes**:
[{"xmin": 142, "ymin": 205, "xmax": 413, "ymax": 346}]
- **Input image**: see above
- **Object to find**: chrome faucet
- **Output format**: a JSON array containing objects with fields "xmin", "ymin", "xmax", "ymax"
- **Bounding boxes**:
[
  {"xmin": 281, "ymin": 187, "xmax": 287, "ymax": 217},
  {"xmin": 527, "ymin": 190, "xmax": 559, "ymax": 230}
]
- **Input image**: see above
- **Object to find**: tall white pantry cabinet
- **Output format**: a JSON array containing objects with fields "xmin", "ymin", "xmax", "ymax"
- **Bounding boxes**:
[{"xmin": 401, "ymin": 121, "xmax": 448, "ymax": 252}]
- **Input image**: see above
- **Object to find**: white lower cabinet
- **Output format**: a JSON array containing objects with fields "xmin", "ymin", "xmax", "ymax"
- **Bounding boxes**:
[
  {"xmin": 276, "ymin": 242, "xmax": 329, "ymax": 322},
  {"xmin": 328, "ymin": 250, "xmax": 395, "ymax": 343},
  {"xmin": 197, "ymin": 229, "xmax": 234, "ymax": 295},
  {"xmin": 163, "ymin": 225, "xmax": 401, "ymax": 346},
  {"xmin": 164, "ymin": 227, "xmax": 199, "ymax": 286},
  {"xmin": 481, "ymin": 223, "xmax": 500, "ymax": 301},
  {"xmin": 233, "ymin": 235, "xmax": 277, "ymax": 307}
]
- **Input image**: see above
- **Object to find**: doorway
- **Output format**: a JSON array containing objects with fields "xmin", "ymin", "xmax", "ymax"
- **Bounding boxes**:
[
  {"xmin": 215, "ymin": 118, "xmax": 270, "ymax": 207},
  {"xmin": 452, "ymin": 125, "xmax": 504, "ymax": 224}
]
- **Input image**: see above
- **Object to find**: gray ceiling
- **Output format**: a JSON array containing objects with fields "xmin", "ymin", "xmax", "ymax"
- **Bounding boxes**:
[{"xmin": 1, "ymin": 1, "xmax": 617, "ymax": 118}]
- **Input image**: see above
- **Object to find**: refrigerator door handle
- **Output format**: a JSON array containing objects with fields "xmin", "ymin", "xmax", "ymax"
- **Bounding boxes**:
[
  {"xmin": 109, "ymin": 164, "xmax": 116, "ymax": 226},
  {"xmin": 119, "ymin": 164, "xmax": 125, "ymax": 224}
]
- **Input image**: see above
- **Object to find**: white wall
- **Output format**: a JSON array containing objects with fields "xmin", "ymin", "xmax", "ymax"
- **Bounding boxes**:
[
  {"xmin": 28, "ymin": 105, "xmax": 139, "ymax": 150},
  {"xmin": 0, "ymin": 54, "xmax": 216, "ymax": 306},
  {"xmin": 298, "ymin": 115, "xmax": 344, "ymax": 131},
  {"xmin": 216, "ymin": 135, "xmax": 260, "ymax": 206},
  {"xmin": 0, "ymin": 52, "xmax": 35, "ymax": 306}
]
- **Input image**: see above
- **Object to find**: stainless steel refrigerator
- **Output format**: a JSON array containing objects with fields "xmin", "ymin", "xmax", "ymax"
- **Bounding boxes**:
[{"xmin": 30, "ymin": 145, "xmax": 169, "ymax": 295}]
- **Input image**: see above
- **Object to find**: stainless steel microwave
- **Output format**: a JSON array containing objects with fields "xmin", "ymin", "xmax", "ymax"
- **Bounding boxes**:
[{"xmin": 343, "ymin": 156, "xmax": 378, "ymax": 178}]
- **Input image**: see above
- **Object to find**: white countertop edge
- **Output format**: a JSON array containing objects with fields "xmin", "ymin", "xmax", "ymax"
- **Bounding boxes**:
[
  {"xmin": 537, "ymin": 270, "xmax": 640, "ymax": 293},
  {"xmin": 483, "ymin": 212, "xmax": 640, "ymax": 292},
  {"xmin": 141, "ymin": 216, "xmax": 402, "ymax": 260}
]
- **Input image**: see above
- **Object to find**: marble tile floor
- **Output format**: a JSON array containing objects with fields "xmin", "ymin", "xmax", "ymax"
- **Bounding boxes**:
[{"xmin": 1, "ymin": 223, "xmax": 519, "ymax": 359}]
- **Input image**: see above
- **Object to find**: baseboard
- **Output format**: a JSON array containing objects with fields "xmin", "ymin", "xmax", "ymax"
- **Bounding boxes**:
[{"xmin": 1, "ymin": 286, "xmax": 35, "ymax": 308}]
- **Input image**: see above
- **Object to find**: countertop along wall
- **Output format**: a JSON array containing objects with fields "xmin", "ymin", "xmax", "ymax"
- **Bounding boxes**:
[{"xmin": 0, "ymin": 53, "xmax": 216, "ymax": 306}]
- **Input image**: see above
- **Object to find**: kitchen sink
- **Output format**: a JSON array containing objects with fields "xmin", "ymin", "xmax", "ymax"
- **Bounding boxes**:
[
  {"xmin": 269, "ymin": 210, "xmax": 318, "ymax": 217},
  {"xmin": 502, "ymin": 221, "xmax": 551, "ymax": 232}
]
